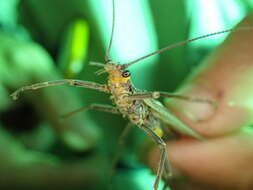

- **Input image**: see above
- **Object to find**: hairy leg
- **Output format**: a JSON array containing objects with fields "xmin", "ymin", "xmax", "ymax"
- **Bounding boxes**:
[
  {"xmin": 62, "ymin": 103, "xmax": 120, "ymax": 118},
  {"xmin": 139, "ymin": 125, "xmax": 169, "ymax": 190},
  {"xmin": 10, "ymin": 80, "xmax": 108, "ymax": 100},
  {"xmin": 129, "ymin": 91, "xmax": 214, "ymax": 105},
  {"xmin": 109, "ymin": 122, "xmax": 133, "ymax": 184}
]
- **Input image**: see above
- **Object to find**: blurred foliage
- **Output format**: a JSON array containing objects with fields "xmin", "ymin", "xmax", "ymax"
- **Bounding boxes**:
[{"xmin": 0, "ymin": 0, "xmax": 252, "ymax": 189}]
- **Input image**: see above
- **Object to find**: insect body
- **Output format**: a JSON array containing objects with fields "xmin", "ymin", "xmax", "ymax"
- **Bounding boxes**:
[
  {"xmin": 10, "ymin": 59, "xmax": 204, "ymax": 190},
  {"xmin": 104, "ymin": 61, "xmax": 204, "ymax": 139},
  {"xmin": 106, "ymin": 63, "xmax": 156, "ymax": 127},
  {"xmin": 104, "ymin": 61, "xmax": 204, "ymax": 190}
]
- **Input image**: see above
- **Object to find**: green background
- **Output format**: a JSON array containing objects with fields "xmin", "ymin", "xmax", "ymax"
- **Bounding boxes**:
[{"xmin": 0, "ymin": 0, "xmax": 252, "ymax": 189}]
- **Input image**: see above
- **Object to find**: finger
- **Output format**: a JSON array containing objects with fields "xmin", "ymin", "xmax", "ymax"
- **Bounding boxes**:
[
  {"xmin": 148, "ymin": 129, "xmax": 253, "ymax": 190},
  {"xmin": 169, "ymin": 130, "xmax": 253, "ymax": 190},
  {"xmin": 165, "ymin": 14, "xmax": 253, "ymax": 137}
]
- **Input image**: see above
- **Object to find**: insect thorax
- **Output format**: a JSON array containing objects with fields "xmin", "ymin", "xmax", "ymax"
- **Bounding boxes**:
[{"xmin": 106, "ymin": 62, "xmax": 133, "ymax": 111}]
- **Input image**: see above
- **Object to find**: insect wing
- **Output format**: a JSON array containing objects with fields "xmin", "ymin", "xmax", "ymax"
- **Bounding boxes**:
[{"xmin": 144, "ymin": 99, "xmax": 203, "ymax": 140}]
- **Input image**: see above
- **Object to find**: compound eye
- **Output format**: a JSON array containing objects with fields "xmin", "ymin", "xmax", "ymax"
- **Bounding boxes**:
[{"xmin": 122, "ymin": 70, "xmax": 131, "ymax": 78}]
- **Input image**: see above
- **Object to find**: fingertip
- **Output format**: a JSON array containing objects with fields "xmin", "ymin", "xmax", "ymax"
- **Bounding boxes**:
[
  {"xmin": 165, "ymin": 84, "xmax": 218, "ymax": 123},
  {"xmin": 165, "ymin": 84, "xmax": 252, "ymax": 137},
  {"xmin": 164, "ymin": 14, "xmax": 253, "ymax": 137}
]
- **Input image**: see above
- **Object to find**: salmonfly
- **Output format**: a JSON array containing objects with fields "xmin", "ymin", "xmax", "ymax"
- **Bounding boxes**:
[{"xmin": 10, "ymin": 0, "xmax": 252, "ymax": 189}]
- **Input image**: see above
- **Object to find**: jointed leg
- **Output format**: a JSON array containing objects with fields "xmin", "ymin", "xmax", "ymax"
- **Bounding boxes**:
[
  {"xmin": 162, "ymin": 155, "xmax": 173, "ymax": 190},
  {"xmin": 109, "ymin": 122, "xmax": 133, "ymax": 183},
  {"xmin": 129, "ymin": 91, "xmax": 214, "ymax": 105},
  {"xmin": 62, "ymin": 104, "xmax": 120, "ymax": 118},
  {"xmin": 10, "ymin": 80, "xmax": 108, "ymax": 100},
  {"xmin": 139, "ymin": 125, "xmax": 169, "ymax": 190}
]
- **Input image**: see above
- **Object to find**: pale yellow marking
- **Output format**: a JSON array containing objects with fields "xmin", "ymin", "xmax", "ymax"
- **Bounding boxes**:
[
  {"xmin": 154, "ymin": 127, "xmax": 163, "ymax": 137},
  {"xmin": 110, "ymin": 76, "xmax": 130, "ymax": 83}
]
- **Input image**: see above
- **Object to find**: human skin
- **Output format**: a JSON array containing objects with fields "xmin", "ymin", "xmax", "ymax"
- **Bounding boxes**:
[{"xmin": 148, "ymin": 14, "xmax": 253, "ymax": 190}]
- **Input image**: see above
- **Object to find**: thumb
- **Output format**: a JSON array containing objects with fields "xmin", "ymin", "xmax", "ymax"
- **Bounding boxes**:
[{"xmin": 165, "ymin": 14, "xmax": 253, "ymax": 137}]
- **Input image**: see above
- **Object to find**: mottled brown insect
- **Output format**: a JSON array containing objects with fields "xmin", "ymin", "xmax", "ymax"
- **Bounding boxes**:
[
  {"xmin": 10, "ymin": 58, "xmax": 205, "ymax": 190},
  {"xmin": 10, "ymin": 1, "xmax": 252, "ymax": 189}
]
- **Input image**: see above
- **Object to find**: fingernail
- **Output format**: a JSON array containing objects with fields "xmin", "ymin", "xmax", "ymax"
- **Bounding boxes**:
[{"xmin": 165, "ymin": 85, "xmax": 217, "ymax": 122}]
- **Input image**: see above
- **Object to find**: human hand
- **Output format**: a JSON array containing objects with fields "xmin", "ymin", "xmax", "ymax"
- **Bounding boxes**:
[{"xmin": 148, "ymin": 14, "xmax": 253, "ymax": 190}]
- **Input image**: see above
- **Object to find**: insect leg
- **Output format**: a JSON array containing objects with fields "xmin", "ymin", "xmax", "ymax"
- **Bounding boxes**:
[
  {"xmin": 162, "ymin": 161, "xmax": 173, "ymax": 190},
  {"xmin": 139, "ymin": 125, "xmax": 169, "ymax": 190},
  {"xmin": 62, "ymin": 104, "xmax": 120, "ymax": 118},
  {"xmin": 109, "ymin": 122, "xmax": 133, "ymax": 184},
  {"xmin": 159, "ymin": 92, "xmax": 214, "ymax": 104},
  {"xmin": 144, "ymin": 98, "xmax": 204, "ymax": 140},
  {"xmin": 129, "ymin": 91, "xmax": 214, "ymax": 105},
  {"xmin": 10, "ymin": 80, "xmax": 108, "ymax": 100}
]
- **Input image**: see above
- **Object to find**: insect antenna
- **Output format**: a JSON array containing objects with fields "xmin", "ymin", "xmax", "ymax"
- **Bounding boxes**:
[
  {"xmin": 105, "ymin": 0, "xmax": 116, "ymax": 63},
  {"xmin": 123, "ymin": 26, "xmax": 253, "ymax": 68},
  {"xmin": 95, "ymin": 68, "xmax": 107, "ymax": 75},
  {"xmin": 89, "ymin": 61, "xmax": 105, "ymax": 67}
]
